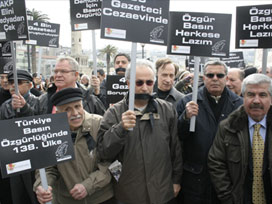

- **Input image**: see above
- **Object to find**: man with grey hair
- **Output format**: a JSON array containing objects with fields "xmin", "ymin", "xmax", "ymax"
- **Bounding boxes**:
[
  {"xmin": 176, "ymin": 60, "xmax": 243, "ymax": 203},
  {"xmin": 208, "ymin": 73, "xmax": 272, "ymax": 203},
  {"xmin": 38, "ymin": 56, "xmax": 105, "ymax": 116},
  {"xmin": 97, "ymin": 59, "xmax": 182, "ymax": 204}
]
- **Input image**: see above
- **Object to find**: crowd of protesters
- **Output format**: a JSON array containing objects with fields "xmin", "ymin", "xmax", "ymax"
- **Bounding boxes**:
[{"xmin": 0, "ymin": 53, "xmax": 272, "ymax": 204}]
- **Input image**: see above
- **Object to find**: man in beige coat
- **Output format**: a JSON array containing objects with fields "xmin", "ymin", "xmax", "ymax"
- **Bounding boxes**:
[{"xmin": 34, "ymin": 88, "xmax": 114, "ymax": 204}]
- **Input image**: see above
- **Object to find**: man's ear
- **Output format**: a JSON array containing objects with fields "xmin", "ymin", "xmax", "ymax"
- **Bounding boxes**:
[
  {"xmin": 75, "ymin": 71, "xmax": 79, "ymax": 78},
  {"xmin": 126, "ymin": 80, "xmax": 130, "ymax": 88}
]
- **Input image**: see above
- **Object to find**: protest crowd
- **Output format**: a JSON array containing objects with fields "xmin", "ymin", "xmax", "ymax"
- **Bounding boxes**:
[{"xmin": 1, "ymin": 52, "xmax": 272, "ymax": 204}]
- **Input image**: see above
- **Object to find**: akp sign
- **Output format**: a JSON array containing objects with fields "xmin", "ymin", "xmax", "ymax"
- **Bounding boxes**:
[
  {"xmin": 26, "ymin": 21, "xmax": 60, "ymax": 48},
  {"xmin": 167, "ymin": 12, "xmax": 231, "ymax": 57},
  {"xmin": 0, "ymin": 0, "xmax": 28, "ymax": 41},
  {"xmin": 236, "ymin": 4, "xmax": 272, "ymax": 48},
  {"xmin": 101, "ymin": 0, "xmax": 169, "ymax": 45},
  {"xmin": 70, "ymin": 0, "xmax": 102, "ymax": 31},
  {"xmin": 0, "ymin": 113, "xmax": 74, "ymax": 178}
]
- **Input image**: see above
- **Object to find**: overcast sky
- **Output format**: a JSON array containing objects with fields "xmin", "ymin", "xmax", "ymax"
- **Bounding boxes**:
[{"xmin": 25, "ymin": 0, "xmax": 271, "ymax": 52}]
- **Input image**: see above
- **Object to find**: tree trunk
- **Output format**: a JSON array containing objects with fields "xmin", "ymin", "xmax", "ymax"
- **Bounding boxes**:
[
  {"xmin": 106, "ymin": 53, "xmax": 110, "ymax": 75},
  {"xmin": 31, "ymin": 45, "xmax": 37, "ymax": 74}
]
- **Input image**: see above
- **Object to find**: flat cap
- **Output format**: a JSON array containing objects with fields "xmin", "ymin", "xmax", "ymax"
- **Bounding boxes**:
[
  {"xmin": 8, "ymin": 69, "xmax": 33, "ymax": 82},
  {"xmin": 51, "ymin": 88, "xmax": 83, "ymax": 106}
]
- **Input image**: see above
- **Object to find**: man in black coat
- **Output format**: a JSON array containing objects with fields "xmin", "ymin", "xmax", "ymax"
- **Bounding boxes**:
[
  {"xmin": 0, "ymin": 73, "xmax": 12, "ymax": 204},
  {"xmin": 177, "ymin": 61, "xmax": 243, "ymax": 204},
  {"xmin": 0, "ymin": 70, "xmax": 39, "ymax": 204}
]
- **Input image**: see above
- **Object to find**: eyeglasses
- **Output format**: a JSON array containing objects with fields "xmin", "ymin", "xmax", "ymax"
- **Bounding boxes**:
[
  {"xmin": 205, "ymin": 73, "xmax": 225, "ymax": 79},
  {"xmin": 135, "ymin": 80, "xmax": 154, "ymax": 87},
  {"xmin": 8, "ymin": 80, "xmax": 30, "ymax": 85},
  {"xmin": 53, "ymin": 69, "xmax": 76, "ymax": 75}
]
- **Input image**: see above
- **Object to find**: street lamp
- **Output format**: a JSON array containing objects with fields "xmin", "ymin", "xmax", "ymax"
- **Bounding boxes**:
[{"xmin": 140, "ymin": 43, "xmax": 145, "ymax": 59}]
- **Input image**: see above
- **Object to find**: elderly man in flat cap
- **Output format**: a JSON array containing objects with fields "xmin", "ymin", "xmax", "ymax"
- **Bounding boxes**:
[
  {"xmin": 0, "ymin": 69, "xmax": 40, "ymax": 204},
  {"xmin": 34, "ymin": 88, "xmax": 114, "ymax": 204}
]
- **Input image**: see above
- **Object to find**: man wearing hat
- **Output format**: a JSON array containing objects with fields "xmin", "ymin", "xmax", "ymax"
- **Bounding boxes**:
[
  {"xmin": 0, "ymin": 69, "xmax": 39, "ymax": 204},
  {"xmin": 34, "ymin": 88, "xmax": 114, "ymax": 204},
  {"xmin": 0, "ymin": 69, "xmax": 40, "ymax": 119}
]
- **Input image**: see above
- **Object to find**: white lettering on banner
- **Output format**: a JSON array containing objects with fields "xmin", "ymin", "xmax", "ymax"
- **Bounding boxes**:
[
  {"xmin": 0, "ymin": 15, "xmax": 24, "ymax": 24},
  {"xmin": 102, "ymin": 0, "xmax": 168, "ymax": 25},
  {"xmin": 182, "ymin": 37, "xmax": 212, "ymax": 45},
  {"xmin": 251, "ymin": 16, "xmax": 272, "ymax": 23},
  {"xmin": 74, "ymin": 0, "xmax": 99, "ymax": 4},
  {"xmin": 1, "ymin": 130, "xmax": 68, "ymax": 147},
  {"xmin": 15, "ymin": 118, "xmax": 52, "ymax": 127},
  {"xmin": 23, "ymin": 126, "xmax": 51, "ymax": 135},
  {"xmin": 175, "ymin": 29, "xmax": 220, "ymax": 38},
  {"xmin": 183, "ymin": 14, "xmax": 215, "ymax": 23},
  {"xmin": 0, "ymin": 0, "xmax": 14, "ymax": 8},
  {"xmin": 1, "ymin": 7, "xmax": 14, "ymax": 16},
  {"xmin": 112, "ymin": 83, "xmax": 128, "ymax": 89},
  {"xmin": 107, "ymin": 90, "xmax": 127, "ymax": 96},
  {"xmin": 183, "ymin": 22, "xmax": 213, "ymax": 30},
  {"xmin": 111, "ymin": 0, "xmax": 161, "ymax": 15},
  {"xmin": 249, "ymin": 7, "xmax": 272, "ymax": 16},
  {"xmin": 250, "ymin": 31, "xmax": 272, "ymax": 37},
  {"xmin": 243, "ymin": 23, "xmax": 272, "ymax": 30}
]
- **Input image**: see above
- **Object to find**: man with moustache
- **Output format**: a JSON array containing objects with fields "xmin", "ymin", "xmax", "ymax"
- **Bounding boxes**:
[
  {"xmin": 0, "ymin": 69, "xmax": 39, "ymax": 204},
  {"xmin": 208, "ymin": 74, "xmax": 272, "ymax": 203},
  {"xmin": 177, "ymin": 61, "xmax": 243, "ymax": 204},
  {"xmin": 35, "ymin": 88, "xmax": 114, "ymax": 204},
  {"xmin": 114, "ymin": 53, "xmax": 131, "ymax": 76},
  {"xmin": 97, "ymin": 60, "xmax": 182, "ymax": 204},
  {"xmin": 91, "ymin": 53, "xmax": 131, "ymax": 108}
]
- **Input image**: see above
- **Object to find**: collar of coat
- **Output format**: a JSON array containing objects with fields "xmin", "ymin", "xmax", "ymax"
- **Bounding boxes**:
[
  {"xmin": 79, "ymin": 111, "xmax": 102, "ymax": 142},
  {"xmin": 225, "ymin": 105, "xmax": 272, "ymax": 133}
]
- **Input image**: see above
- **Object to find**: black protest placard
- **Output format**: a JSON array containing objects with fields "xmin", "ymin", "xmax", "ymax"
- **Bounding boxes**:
[
  {"xmin": 106, "ymin": 75, "xmax": 128, "ymax": 105},
  {"xmin": 0, "ymin": 57, "xmax": 13, "ymax": 74},
  {"xmin": 220, "ymin": 51, "xmax": 245, "ymax": 68},
  {"xmin": 188, "ymin": 56, "xmax": 205, "ymax": 71},
  {"xmin": 70, "ymin": 0, "xmax": 102, "ymax": 31},
  {"xmin": 101, "ymin": 0, "xmax": 169, "ymax": 45},
  {"xmin": 26, "ymin": 20, "xmax": 60, "ymax": 48},
  {"xmin": 0, "ymin": 113, "xmax": 74, "ymax": 178},
  {"xmin": 0, "ymin": 0, "xmax": 28, "ymax": 41},
  {"xmin": 236, "ymin": 4, "xmax": 272, "ymax": 49},
  {"xmin": 167, "ymin": 12, "xmax": 232, "ymax": 57}
]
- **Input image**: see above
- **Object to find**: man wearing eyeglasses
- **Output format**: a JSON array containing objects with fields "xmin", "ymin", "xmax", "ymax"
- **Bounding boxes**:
[
  {"xmin": 176, "ymin": 61, "xmax": 243, "ymax": 204},
  {"xmin": 97, "ymin": 60, "xmax": 182, "ymax": 204},
  {"xmin": 0, "ymin": 69, "xmax": 39, "ymax": 204},
  {"xmin": 38, "ymin": 56, "xmax": 105, "ymax": 116}
]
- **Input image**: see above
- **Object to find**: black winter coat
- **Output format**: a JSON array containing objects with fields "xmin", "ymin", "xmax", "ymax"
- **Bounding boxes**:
[{"xmin": 176, "ymin": 86, "xmax": 243, "ymax": 203}]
